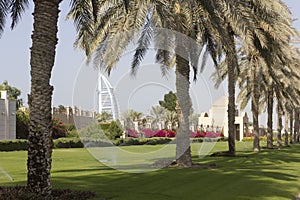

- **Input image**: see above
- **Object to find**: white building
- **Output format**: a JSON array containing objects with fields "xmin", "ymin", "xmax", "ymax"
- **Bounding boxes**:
[
  {"xmin": 198, "ymin": 96, "xmax": 249, "ymax": 141},
  {"xmin": 0, "ymin": 91, "xmax": 16, "ymax": 140},
  {"xmin": 97, "ymin": 73, "xmax": 120, "ymax": 120}
]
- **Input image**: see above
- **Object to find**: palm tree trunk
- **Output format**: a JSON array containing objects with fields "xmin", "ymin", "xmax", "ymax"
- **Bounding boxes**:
[
  {"xmin": 227, "ymin": 26, "xmax": 237, "ymax": 156},
  {"xmin": 284, "ymin": 112, "xmax": 289, "ymax": 146},
  {"xmin": 27, "ymin": 0, "xmax": 60, "ymax": 196},
  {"xmin": 175, "ymin": 54, "xmax": 192, "ymax": 167},
  {"xmin": 294, "ymin": 110, "xmax": 298, "ymax": 143},
  {"xmin": 295, "ymin": 109, "xmax": 300, "ymax": 143},
  {"xmin": 289, "ymin": 110, "xmax": 293, "ymax": 144},
  {"xmin": 251, "ymin": 64, "xmax": 260, "ymax": 152},
  {"xmin": 277, "ymin": 104, "xmax": 283, "ymax": 147},
  {"xmin": 267, "ymin": 86, "xmax": 273, "ymax": 148}
]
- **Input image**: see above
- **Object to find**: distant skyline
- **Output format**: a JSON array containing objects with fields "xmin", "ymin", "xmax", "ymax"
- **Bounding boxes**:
[{"xmin": 0, "ymin": 1, "xmax": 299, "ymax": 117}]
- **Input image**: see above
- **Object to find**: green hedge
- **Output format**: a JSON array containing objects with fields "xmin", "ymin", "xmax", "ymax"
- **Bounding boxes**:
[
  {"xmin": 242, "ymin": 136, "xmax": 278, "ymax": 142},
  {"xmin": 53, "ymin": 137, "xmax": 84, "ymax": 148},
  {"xmin": 190, "ymin": 137, "xmax": 226, "ymax": 143},
  {"xmin": 0, "ymin": 140, "xmax": 28, "ymax": 151},
  {"xmin": 0, "ymin": 137, "xmax": 226, "ymax": 151}
]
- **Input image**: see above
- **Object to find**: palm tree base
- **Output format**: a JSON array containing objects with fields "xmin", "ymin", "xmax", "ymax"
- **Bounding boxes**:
[{"xmin": 167, "ymin": 161, "xmax": 217, "ymax": 169}]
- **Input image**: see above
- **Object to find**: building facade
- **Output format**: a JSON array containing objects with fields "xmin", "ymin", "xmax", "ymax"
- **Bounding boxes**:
[
  {"xmin": 198, "ymin": 96, "xmax": 249, "ymax": 141},
  {"xmin": 0, "ymin": 91, "xmax": 16, "ymax": 140}
]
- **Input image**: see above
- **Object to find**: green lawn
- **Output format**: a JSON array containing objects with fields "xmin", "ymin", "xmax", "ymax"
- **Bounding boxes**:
[{"xmin": 0, "ymin": 142, "xmax": 300, "ymax": 200}]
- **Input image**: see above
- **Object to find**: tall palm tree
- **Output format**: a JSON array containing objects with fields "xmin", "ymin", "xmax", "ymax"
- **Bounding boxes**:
[
  {"xmin": 26, "ymin": 0, "xmax": 60, "ymax": 195},
  {"xmin": 71, "ymin": 0, "xmax": 300, "ymax": 162},
  {"xmin": 70, "ymin": 1, "xmax": 214, "ymax": 166},
  {"xmin": 1, "ymin": 0, "xmax": 100, "ymax": 196},
  {"xmin": 212, "ymin": 0, "xmax": 300, "ymax": 152}
]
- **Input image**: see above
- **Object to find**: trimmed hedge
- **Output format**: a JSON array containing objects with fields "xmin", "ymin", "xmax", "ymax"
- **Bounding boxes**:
[
  {"xmin": 53, "ymin": 137, "xmax": 84, "ymax": 148},
  {"xmin": 0, "ymin": 140, "xmax": 28, "ymax": 151},
  {"xmin": 0, "ymin": 136, "xmax": 226, "ymax": 151},
  {"xmin": 242, "ymin": 136, "xmax": 278, "ymax": 142}
]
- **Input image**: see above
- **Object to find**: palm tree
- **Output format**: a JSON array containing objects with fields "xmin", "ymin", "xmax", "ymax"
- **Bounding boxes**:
[
  {"xmin": 165, "ymin": 110, "xmax": 178, "ymax": 130},
  {"xmin": 71, "ymin": 0, "xmax": 300, "ymax": 162},
  {"xmin": 1, "ymin": 0, "xmax": 100, "ymax": 196},
  {"xmin": 0, "ymin": 0, "xmax": 61, "ymax": 195},
  {"xmin": 150, "ymin": 105, "xmax": 166, "ymax": 129},
  {"xmin": 97, "ymin": 111, "xmax": 113, "ymax": 122},
  {"xmin": 213, "ymin": 0, "xmax": 300, "ymax": 152}
]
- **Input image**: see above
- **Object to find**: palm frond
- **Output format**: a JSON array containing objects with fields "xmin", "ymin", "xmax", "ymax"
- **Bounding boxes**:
[
  {"xmin": 0, "ymin": 0, "xmax": 10, "ymax": 35},
  {"xmin": 131, "ymin": 14, "xmax": 152, "ymax": 75},
  {"xmin": 9, "ymin": 0, "xmax": 28, "ymax": 29}
]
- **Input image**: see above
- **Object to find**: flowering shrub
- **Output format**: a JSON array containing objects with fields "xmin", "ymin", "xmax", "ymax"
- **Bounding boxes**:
[
  {"xmin": 140, "ymin": 129, "xmax": 158, "ymax": 138},
  {"xmin": 127, "ymin": 129, "xmax": 139, "ymax": 138},
  {"xmin": 154, "ymin": 129, "xmax": 176, "ymax": 137},
  {"xmin": 127, "ymin": 129, "xmax": 176, "ymax": 138},
  {"xmin": 190, "ymin": 131, "xmax": 224, "ymax": 138},
  {"xmin": 127, "ymin": 129, "xmax": 223, "ymax": 139},
  {"xmin": 52, "ymin": 118, "xmax": 67, "ymax": 139}
]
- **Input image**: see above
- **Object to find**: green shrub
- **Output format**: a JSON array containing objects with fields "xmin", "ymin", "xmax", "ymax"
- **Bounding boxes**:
[
  {"xmin": 190, "ymin": 137, "xmax": 225, "ymax": 143},
  {"xmin": 77, "ymin": 124, "xmax": 107, "ymax": 140},
  {"xmin": 78, "ymin": 121, "xmax": 124, "ymax": 141},
  {"xmin": 16, "ymin": 110, "xmax": 29, "ymax": 139},
  {"xmin": 66, "ymin": 130, "xmax": 79, "ymax": 138},
  {"xmin": 81, "ymin": 140, "xmax": 113, "ymax": 147},
  {"xmin": 0, "ymin": 140, "xmax": 28, "ymax": 151},
  {"xmin": 242, "ymin": 136, "xmax": 275, "ymax": 142},
  {"xmin": 52, "ymin": 118, "xmax": 67, "ymax": 139},
  {"xmin": 100, "ymin": 121, "xmax": 123, "ymax": 140},
  {"xmin": 53, "ymin": 137, "xmax": 84, "ymax": 148},
  {"xmin": 65, "ymin": 124, "xmax": 76, "ymax": 132}
]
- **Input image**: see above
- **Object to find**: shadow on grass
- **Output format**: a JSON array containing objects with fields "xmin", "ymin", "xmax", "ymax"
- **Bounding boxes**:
[
  {"xmin": 47, "ymin": 165, "xmax": 299, "ymax": 200},
  {"xmin": 2, "ymin": 144, "xmax": 300, "ymax": 200},
  {"xmin": 51, "ymin": 145, "xmax": 300, "ymax": 199}
]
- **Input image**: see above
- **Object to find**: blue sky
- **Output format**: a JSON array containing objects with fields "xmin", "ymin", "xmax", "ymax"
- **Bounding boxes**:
[{"xmin": 0, "ymin": 0, "xmax": 299, "ymax": 117}]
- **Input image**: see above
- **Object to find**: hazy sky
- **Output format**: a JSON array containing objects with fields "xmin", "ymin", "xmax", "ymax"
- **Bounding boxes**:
[{"xmin": 0, "ymin": 1, "xmax": 299, "ymax": 117}]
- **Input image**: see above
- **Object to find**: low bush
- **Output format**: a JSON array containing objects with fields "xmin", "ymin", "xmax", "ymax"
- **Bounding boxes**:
[
  {"xmin": 242, "ymin": 136, "xmax": 276, "ymax": 142},
  {"xmin": 52, "ymin": 118, "xmax": 68, "ymax": 139},
  {"xmin": 53, "ymin": 138, "xmax": 84, "ymax": 148},
  {"xmin": 64, "ymin": 124, "xmax": 76, "ymax": 132},
  {"xmin": 0, "ymin": 136, "xmax": 226, "ymax": 151},
  {"xmin": 81, "ymin": 139, "xmax": 113, "ymax": 147},
  {"xmin": 0, "ymin": 140, "xmax": 28, "ymax": 151},
  {"xmin": 191, "ymin": 137, "xmax": 226, "ymax": 143},
  {"xmin": 65, "ymin": 130, "xmax": 79, "ymax": 138},
  {"xmin": 16, "ymin": 110, "xmax": 29, "ymax": 139}
]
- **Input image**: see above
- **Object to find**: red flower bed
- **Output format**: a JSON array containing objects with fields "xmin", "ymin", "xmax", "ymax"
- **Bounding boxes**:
[
  {"xmin": 154, "ymin": 129, "xmax": 176, "ymax": 137},
  {"xmin": 127, "ymin": 129, "xmax": 224, "ymax": 139},
  {"xmin": 190, "ymin": 131, "xmax": 224, "ymax": 138}
]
